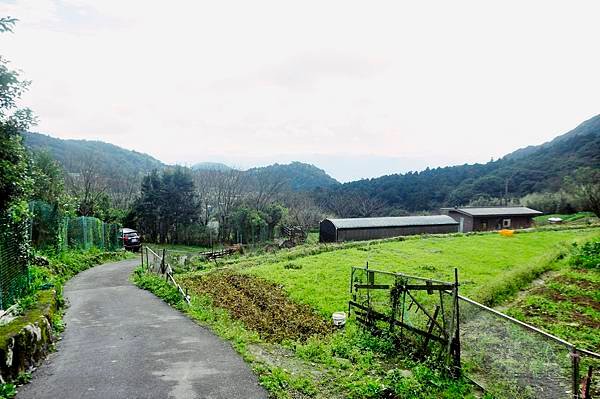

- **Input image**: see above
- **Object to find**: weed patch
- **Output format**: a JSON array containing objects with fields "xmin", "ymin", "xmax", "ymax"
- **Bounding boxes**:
[
  {"xmin": 569, "ymin": 239, "xmax": 600, "ymax": 269},
  {"xmin": 182, "ymin": 272, "xmax": 330, "ymax": 342}
]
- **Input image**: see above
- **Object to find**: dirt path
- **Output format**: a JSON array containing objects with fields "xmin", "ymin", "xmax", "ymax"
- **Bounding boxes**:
[{"xmin": 17, "ymin": 259, "xmax": 266, "ymax": 399}]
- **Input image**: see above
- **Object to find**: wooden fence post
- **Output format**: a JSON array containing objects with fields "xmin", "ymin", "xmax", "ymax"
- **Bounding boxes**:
[
  {"xmin": 572, "ymin": 348, "xmax": 580, "ymax": 399},
  {"xmin": 453, "ymin": 268, "xmax": 461, "ymax": 376}
]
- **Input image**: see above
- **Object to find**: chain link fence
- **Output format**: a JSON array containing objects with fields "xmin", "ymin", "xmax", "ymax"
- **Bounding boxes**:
[
  {"xmin": 0, "ymin": 218, "xmax": 30, "ymax": 310},
  {"xmin": 30, "ymin": 200, "xmax": 121, "ymax": 252},
  {"xmin": 0, "ymin": 201, "xmax": 123, "ymax": 309}
]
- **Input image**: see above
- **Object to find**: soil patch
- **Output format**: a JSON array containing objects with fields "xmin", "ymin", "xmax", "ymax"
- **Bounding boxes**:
[
  {"xmin": 183, "ymin": 272, "xmax": 331, "ymax": 342},
  {"xmin": 552, "ymin": 275, "xmax": 600, "ymax": 291}
]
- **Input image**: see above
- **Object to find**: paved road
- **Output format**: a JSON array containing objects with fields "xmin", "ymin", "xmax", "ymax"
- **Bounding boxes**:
[{"xmin": 18, "ymin": 259, "xmax": 266, "ymax": 399}]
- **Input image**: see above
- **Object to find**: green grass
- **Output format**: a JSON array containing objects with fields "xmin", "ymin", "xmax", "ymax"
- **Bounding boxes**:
[
  {"xmin": 503, "ymin": 241, "xmax": 600, "ymax": 397},
  {"xmin": 534, "ymin": 212, "xmax": 597, "ymax": 226},
  {"xmin": 507, "ymin": 267, "xmax": 600, "ymax": 351},
  {"xmin": 244, "ymin": 229, "xmax": 600, "ymax": 316},
  {"xmin": 134, "ymin": 267, "xmax": 476, "ymax": 399}
]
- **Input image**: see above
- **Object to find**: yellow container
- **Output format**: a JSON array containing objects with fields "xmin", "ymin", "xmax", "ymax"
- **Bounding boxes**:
[{"xmin": 499, "ymin": 229, "xmax": 514, "ymax": 237}]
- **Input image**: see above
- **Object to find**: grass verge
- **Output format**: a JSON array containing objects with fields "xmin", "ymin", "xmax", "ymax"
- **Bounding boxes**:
[
  {"xmin": 0, "ymin": 248, "xmax": 132, "ymax": 396},
  {"xmin": 134, "ymin": 268, "xmax": 477, "ymax": 399}
]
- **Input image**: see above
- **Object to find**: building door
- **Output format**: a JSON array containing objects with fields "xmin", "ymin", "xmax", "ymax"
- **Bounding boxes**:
[{"xmin": 459, "ymin": 217, "xmax": 464, "ymax": 233}]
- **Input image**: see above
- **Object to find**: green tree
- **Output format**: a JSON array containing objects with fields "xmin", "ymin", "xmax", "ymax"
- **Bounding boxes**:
[
  {"xmin": 263, "ymin": 203, "xmax": 287, "ymax": 239},
  {"xmin": 30, "ymin": 150, "xmax": 65, "ymax": 205},
  {"xmin": 0, "ymin": 17, "xmax": 36, "ymax": 220},
  {"xmin": 567, "ymin": 167, "xmax": 600, "ymax": 217},
  {"xmin": 131, "ymin": 168, "xmax": 200, "ymax": 243},
  {"xmin": 232, "ymin": 207, "xmax": 267, "ymax": 244}
]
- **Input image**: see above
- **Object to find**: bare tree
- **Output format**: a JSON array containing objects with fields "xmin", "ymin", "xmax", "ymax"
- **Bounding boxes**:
[
  {"xmin": 192, "ymin": 170, "xmax": 214, "ymax": 226},
  {"xmin": 207, "ymin": 169, "xmax": 247, "ymax": 242},
  {"xmin": 321, "ymin": 191, "xmax": 387, "ymax": 218},
  {"xmin": 248, "ymin": 169, "xmax": 289, "ymax": 211},
  {"xmin": 284, "ymin": 193, "xmax": 324, "ymax": 233},
  {"xmin": 354, "ymin": 194, "xmax": 387, "ymax": 217},
  {"xmin": 65, "ymin": 156, "xmax": 109, "ymax": 216}
]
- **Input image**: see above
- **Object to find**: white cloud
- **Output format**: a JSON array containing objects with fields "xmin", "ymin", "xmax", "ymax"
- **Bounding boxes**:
[{"xmin": 1, "ymin": 0, "xmax": 599, "ymax": 181}]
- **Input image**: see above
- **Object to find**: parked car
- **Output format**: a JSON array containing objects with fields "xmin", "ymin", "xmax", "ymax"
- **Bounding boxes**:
[{"xmin": 120, "ymin": 228, "xmax": 141, "ymax": 252}]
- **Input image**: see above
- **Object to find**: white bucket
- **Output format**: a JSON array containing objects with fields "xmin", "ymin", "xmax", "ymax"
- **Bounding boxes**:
[{"xmin": 332, "ymin": 311, "xmax": 347, "ymax": 326}]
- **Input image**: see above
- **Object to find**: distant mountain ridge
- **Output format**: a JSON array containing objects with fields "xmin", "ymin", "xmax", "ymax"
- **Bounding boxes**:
[
  {"xmin": 24, "ymin": 114, "xmax": 600, "ymax": 207},
  {"xmin": 247, "ymin": 161, "xmax": 340, "ymax": 191},
  {"xmin": 505, "ymin": 114, "xmax": 600, "ymax": 161},
  {"xmin": 192, "ymin": 162, "xmax": 232, "ymax": 171},
  {"xmin": 23, "ymin": 132, "xmax": 165, "ymax": 177},
  {"xmin": 23, "ymin": 133, "xmax": 340, "ymax": 192},
  {"xmin": 319, "ymin": 114, "xmax": 600, "ymax": 212}
]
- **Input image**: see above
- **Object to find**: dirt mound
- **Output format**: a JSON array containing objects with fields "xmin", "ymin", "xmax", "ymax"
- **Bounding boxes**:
[{"xmin": 183, "ymin": 272, "xmax": 330, "ymax": 342}]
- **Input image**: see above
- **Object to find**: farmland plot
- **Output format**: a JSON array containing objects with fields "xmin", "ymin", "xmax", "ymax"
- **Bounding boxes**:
[
  {"xmin": 143, "ymin": 227, "xmax": 600, "ymax": 398},
  {"xmin": 244, "ymin": 229, "xmax": 600, "ymax": 315}
]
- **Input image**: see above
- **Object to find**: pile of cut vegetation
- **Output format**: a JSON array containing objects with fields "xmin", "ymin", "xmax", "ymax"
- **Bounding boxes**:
[{"xmin": 183, "ymin": 272, "xmax": 330, "ymax": 342}]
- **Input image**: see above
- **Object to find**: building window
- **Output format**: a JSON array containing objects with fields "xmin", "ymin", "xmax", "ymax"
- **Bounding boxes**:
[{"xmin": 502, "ymin": 218, "xmax": 511, "ymax": 228}]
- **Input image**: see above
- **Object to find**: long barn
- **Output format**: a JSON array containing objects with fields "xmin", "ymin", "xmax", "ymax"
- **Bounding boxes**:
[{"xmin": 319, "ymin": 215, "xmax": 459, "ymax": 243}]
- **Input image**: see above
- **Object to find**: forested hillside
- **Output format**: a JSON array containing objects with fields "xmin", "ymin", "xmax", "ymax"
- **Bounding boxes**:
[
  {"xmin": 247, "ymin": 161, "xmax": 340, "ymax": 191},
  {"xmin": 317, "ymin": 114, "xmax": 600, "ymax": 214},
  {"xmin": 23, "ymin": 132, "xmax": 165, "ymax": 176},
  {"xmin": 22, "ymin": 113, "xmax": 600, "ymax": 224}
]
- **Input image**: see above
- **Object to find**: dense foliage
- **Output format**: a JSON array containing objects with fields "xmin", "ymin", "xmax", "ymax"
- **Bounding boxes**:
[
  {"xmin": 569, "ymin": 239, "xmax": 600, "ymax": 269},
  {"xmin": 129, "ymin": 168, "xmax": 199, "ymax": 243}
]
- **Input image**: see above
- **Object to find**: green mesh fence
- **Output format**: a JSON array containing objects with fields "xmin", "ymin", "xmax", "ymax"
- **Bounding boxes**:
[
  {"xmin": 30, "ymin": 201, "xmax": 121, "ymax": 252},
  {"xmin": 65, "ymin": 217, "xmax": 121, "ymax": 251},
  {"xmin": 0, "ymin": 202, "xmax": 121, "ymax": 309},
  {"xmin": 30, "ymin": 200, "xmax": 63, "ymax": 251},
  {"xmin": 0, "ymin": 219, "xmax": 30, "ymax": 310}
]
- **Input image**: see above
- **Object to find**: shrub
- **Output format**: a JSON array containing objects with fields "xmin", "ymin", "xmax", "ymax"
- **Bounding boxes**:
[{"xmin": 569, "ymin": 240, "xmax": 600, "ymax": 269}]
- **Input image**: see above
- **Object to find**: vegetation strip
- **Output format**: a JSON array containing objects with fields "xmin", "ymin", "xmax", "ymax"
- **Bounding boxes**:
[
  {"xmin": 0, "ymin": 249, "xmax": 131, "ymax": 397},
  {"xmin": 135, "ymin": 268, "xmax": 476, "ymax": 398}
]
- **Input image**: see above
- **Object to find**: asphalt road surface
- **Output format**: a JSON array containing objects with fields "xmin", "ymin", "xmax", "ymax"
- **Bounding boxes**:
[{"xmin": 18, "ymin": 259, "xmax": 266, "ymax": 399}]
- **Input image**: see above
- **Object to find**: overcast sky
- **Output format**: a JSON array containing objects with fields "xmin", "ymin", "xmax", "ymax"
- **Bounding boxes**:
[{"xmin": 1, "ymin": 0, "xmax": 599, "ymax": 182}]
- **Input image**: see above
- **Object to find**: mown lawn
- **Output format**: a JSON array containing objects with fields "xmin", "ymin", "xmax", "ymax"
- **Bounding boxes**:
[{"xmin": 245, "ymin": 228, "xmax": 600, "ymax": 316}]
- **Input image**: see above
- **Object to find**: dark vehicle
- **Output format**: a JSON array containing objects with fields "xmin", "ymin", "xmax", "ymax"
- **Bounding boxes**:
[{"xmin": 120, "ymin": 228, "xmax": 141, "ymax": 252}]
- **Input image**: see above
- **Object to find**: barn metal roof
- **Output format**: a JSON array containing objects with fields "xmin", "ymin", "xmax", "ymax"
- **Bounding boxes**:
[
  {"xmin": 443, "ymin": 207, "xmax": 542, "ymax": 217},
  {"xmin": 325, "ymin": 215, "xmax": 459, "ymax": 229}
]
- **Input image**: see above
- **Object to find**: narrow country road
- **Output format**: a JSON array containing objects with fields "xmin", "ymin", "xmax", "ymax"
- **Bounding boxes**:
[{"xmin": 18, "ymin": 259, "xmax": 266, "ymax": 399}]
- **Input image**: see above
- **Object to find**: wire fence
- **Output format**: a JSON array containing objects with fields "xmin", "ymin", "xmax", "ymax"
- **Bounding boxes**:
[
  {"xmin": 30, "ymin": 200, "xmax": 121, "ymax": 252},
  {"xmin": 0, "ymin": 219, "xmax": 30, "ymax": 310},
  {"xmin": 450, "ymin": 294, "xmax": 600, "ymax": 399},
  {"xmin": 349, "ymin": 266, "xmax": 599, "ymax": 399},
  {"xmin": 142, "ymin": 246, "xmax": 190, "ymax": 304},
  {"xmin": 0, "ymin": 201, "xmax": 123, "ymax": 309}
]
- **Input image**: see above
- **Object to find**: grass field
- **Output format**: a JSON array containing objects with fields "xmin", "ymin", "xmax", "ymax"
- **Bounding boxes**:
[
  {"xmin": 534, "ymin": 211, "xmax": 598, "ymax": 226},
  {"xmin": 165, "ymin": 227, "xmax": 600, "ymax": 398},
  {"xmin": 243, "ymin": 228, "xmax": 600, "ymax": 316}
]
